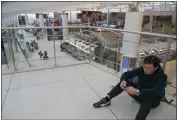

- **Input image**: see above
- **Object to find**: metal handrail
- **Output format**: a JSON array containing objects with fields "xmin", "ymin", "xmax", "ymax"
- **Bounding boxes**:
[
  {"xmin": 2, "ymin": 26, "xmax": 176, "ymax": 72},
  {"xmin": 2, "ymin": 26, "xmax": 176, "ymax": 39},
  {"xmin": 82, "ymin": 29, "xmax": 107, "ymax": 63}
]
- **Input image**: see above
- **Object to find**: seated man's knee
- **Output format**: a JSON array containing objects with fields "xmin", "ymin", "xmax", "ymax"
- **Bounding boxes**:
[
  {"xmin": 141, "ymin": 91, "xmax": 159, "ymax": 101},
  {"xmin": 152, "ymin": 100, "xmax": 160, "ymax": 108},
  {"xmin": 140, "ymin": 99, "xmax": 160, "ymax": 109},
  {"xmin": 140, "ymin": 91, "xmax": 160, "ymax": 108}
]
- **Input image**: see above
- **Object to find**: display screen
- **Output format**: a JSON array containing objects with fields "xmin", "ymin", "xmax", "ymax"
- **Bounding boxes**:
[
  {"xmin": 79, "ymin": 11, "xmax": 104, "ymax": 23},
  {"xmin": 122, "ymin": 57, "xmax": 129, "ymax": 67}
]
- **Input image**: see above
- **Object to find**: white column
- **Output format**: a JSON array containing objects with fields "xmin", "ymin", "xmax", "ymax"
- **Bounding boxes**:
[
  {"xmin": 149, "ymin": 14, "xmax": 153, "ymax": 32},
  {"xmin": 107, "ymin": 9, "xmax": 109, "ymax": 26},
  {"xmin": 61, "ymin": 14, "xmax": 69, "ymax": 38},
  {"xmin": 144, "ymin": 14, "xmax": 153, "ymax": 30},
  {"xmin": 39, "ymin": 14, "xmax": 44, "ymax": 27},
  {"xmin": 16, "ymin": 15, "xmax": 19, "ymax": 26},
  {"xmin": 2, "ymin": 16, "xmax": 5, "ymax": 27},
  {"xmin": 172, "ymin": 7, "xmax": 176, "ymax": 26},
  {"xmin": 13, "ymin": 15, "xmax": 16, "ymax": 26},
  {"xmin": 25, "ymin": 14, "xmax": 28, "ymax": 25},
  {"xmin": 36, "ymin": 14, "xmax": 39, "ymax": 23},
  {"xmin": 120, "ymin": 12, "xmax": 143, "ymax": 72},
  {"xmin": 70, "ymin": 11, "xmax": 72, "ymax": 22},
  {"xmin": 13, "ymin": 15, "xmax": 17, "ymax": 26},
  {"xmin": 122, "ymin": 12, "xmax": 143, "ymax": 57}
]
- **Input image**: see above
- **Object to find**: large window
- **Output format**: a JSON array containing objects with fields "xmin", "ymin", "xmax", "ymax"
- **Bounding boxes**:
[{"xmin": 98, "ymin": 2, "xmax": 176, "ymax": 13}]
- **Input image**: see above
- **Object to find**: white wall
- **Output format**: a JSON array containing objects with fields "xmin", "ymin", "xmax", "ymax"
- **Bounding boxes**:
[
  {"xmin": 172, "ymin": 7, "xmax": 176, "ymax": 26},
  {"xmin": 27, "ymin": 14, "xmax": 36, "ymax": 24},
  {"xmin": 2, "ymin": 15, "xmax": 16, "ymax": 27},
  {"xmin": 2, "ymin": 14, "xmax": 36, "ymax": 27},
  {"xmin": 65, "ymin": 11, "xmax": 81, "ymax": 22}
]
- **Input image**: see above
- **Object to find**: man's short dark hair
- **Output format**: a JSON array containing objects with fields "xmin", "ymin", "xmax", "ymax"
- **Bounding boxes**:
[{"xmin": 143, "ymin": 55, "xmax": 160, "ymax": 68}]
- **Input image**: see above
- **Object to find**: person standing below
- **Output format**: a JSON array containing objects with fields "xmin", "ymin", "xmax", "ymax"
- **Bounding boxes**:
[{"xmin": 93, "ymin": 55, "xmax": 167, "ymax": 120}]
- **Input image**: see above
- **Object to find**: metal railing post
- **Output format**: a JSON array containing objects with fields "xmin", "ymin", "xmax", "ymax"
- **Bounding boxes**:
[
  {"xmin": 89, "ymin": 28, "xmax": 92, "ymax": 62},
  {"xmin": 53, "ymin": 31, "xmax": 57, "ymax": 66},
  {"xmin": 115, "ymin": 41, "xmax": 118, "ymax": 73},
  {"xmin": 163, "ymin": 38, "xmax": 172, "ymax": 70},
  {"xmin": 116, "ymin": 36, "xmax": 121, "ymax": 73},
  {"xmin": 136, "ymin": 41, "xmax": 141, "ymax": 68},
  {"xmin": 9, "ymin": 30, "xmax": 17, "ymax": 71}
]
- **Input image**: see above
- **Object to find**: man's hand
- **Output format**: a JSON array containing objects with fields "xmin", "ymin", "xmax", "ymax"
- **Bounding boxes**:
[{"xmin": 125, "ymin": 86, "xmax": 137, "ymax": 95}]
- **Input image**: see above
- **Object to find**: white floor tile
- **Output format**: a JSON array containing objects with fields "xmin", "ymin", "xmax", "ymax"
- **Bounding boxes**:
[
  {"xmin": 84, "ymin": 72, "xmax": 120, "ymax": 97},
  {"xmin": 16, "ymin": 59, "xmax": 55, "ymax": 72},
  {"xmin": 57, "ymin": 55, "xmax": 87, "ymax": 66},
  {"xmin": 75, "ymin": 63, "xmax": 105, "ymax": 76},
  {"xmin": 108, "ymin": 92, "xmax": 141, "ymax": 120},
  {"xmin": 89, "ymin": 62, "xmax": 122, "ymax": 78},
  {"xmin": 2, "ymin": 77, "xmax": 116, "ymax": 119},
  {"xmin": 10, "ymin": 66, "xmax": 81, "ymax": 89},
  {"xmin": 147, "ymin": 102, "xmax": 176, "ymax": 119},
  {"xmin": 2, "ymin": 90, "xmax": 7, "ymax": 106},
  {"xmin": 16, "ymin": 55, "xmax": 87, "ymax": 72},
  {"xmin": 89, "ymin": 61, "xmax": 111, "ymax": 71},
  {"xmin": 57, "ymin": 78, "xmax": 117, "ymax": 119},
  {"xmin": 2, "ymin": 82, "xmax": 63, "ymax": 119},
  {"xmin": 2, "ymin": 64, "xmax": 15, "ymax": 74},
  {"xmin": 56, "ymin": 51, "xmax": 70, "ymax": 57},
  {"xmin": 2, "ymin": 74, "xmax": 12, "ymax": 91}
]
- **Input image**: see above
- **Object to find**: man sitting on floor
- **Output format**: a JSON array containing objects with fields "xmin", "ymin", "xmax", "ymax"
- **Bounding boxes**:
[{"xmin": 93, "ymin": 55, "xmax": 167, "ymax": 120}]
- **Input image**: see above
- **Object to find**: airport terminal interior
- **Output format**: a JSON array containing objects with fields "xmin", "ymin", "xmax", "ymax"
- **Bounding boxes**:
[{"xmin": 1, "ymin": 1, "xmax": 177, "ymax": 119}]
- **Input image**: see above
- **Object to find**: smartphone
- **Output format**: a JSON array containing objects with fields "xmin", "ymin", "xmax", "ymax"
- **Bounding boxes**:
[{"xmin": 126, "ymin": 82, "xmax": 130, "ymax": 87}]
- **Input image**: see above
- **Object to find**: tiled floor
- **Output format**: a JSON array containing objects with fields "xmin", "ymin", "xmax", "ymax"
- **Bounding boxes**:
[{"xmin": 2, "ymin": 63, "xmax": 176, "ymax": 119}]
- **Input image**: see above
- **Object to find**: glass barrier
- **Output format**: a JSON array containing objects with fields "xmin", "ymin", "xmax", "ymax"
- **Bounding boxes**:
[
  {"xmin": 56, "ymin": 28, "xmax": 88, "ymax": 66},
  {"xmin": 163, "ymin": 40, "xmax": 176, "ymax": 98},
  {"xmin": 2, "ymin": 26, "xmax": 176, "ymax": 77},
  {"xmin": 2, "ymin": 29, "xmax": 17, "ymax": 74},
  {"xmin": 2, "ymin": 26, "xmax": 93, "ymax": 74}
]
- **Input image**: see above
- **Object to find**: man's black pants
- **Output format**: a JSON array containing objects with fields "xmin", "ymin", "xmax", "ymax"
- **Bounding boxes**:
[{"xmin": 107, "ymin": 81, "xmax": 160, "ymax": 120}]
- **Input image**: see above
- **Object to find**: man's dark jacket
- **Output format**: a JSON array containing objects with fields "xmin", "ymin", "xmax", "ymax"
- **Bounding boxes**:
[{"xmin": 120, "ymin": 66, "xmax": 167, "ymax": 96}]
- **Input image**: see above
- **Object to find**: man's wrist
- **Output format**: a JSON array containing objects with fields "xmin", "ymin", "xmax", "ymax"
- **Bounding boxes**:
[{"xmin": 136, "ymin": 89, "xmax": 139, "ymax": 96}]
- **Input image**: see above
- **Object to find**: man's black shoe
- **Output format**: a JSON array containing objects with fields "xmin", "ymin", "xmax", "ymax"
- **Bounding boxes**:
[{"xmin": 93, "ymin": 98, "xmax": 111, "ymax": 108}]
